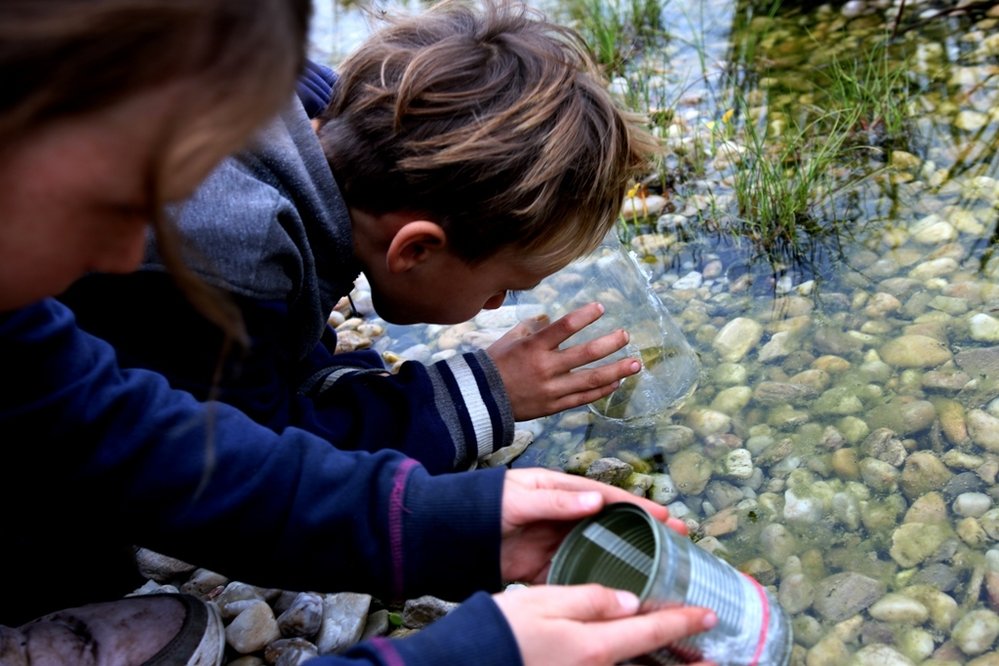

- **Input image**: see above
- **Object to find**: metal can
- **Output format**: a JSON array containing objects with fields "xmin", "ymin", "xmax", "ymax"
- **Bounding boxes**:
[{"xmin": 547, "ymin": 503, "xmax": 792, "ymax": 665}]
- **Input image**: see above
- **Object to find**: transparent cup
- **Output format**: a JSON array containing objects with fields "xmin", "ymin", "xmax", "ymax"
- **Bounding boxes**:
[
  {"xmin": 548, "ymin": 503, "xmax": 793, "ymax": 665},
  {"xmin": 513, "ymin": 230, "xmax": 699, "ymax": 423}
]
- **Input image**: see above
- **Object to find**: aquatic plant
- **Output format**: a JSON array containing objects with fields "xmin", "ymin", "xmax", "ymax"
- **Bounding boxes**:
[
  {"xmin": 563, "ymin": 0, "xmax": 669, "ymax": 74},
  {"xmin": 815, "ymin": 34, "xmax": 915, "ymax": 150}
]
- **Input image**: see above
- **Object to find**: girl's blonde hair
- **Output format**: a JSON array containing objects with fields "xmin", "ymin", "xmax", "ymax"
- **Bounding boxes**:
[{"xmin": 0, "ymin": 0, "xmax": 312, "ymax": 342}]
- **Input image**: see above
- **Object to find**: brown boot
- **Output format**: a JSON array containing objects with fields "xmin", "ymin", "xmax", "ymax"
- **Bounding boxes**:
[{"xmin": 0, "ymin": 593, "xmax": 224, "ymax": 666}]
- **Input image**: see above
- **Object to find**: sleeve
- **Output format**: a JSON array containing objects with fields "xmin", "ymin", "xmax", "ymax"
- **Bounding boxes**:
[
  {"xmin": 300, "ymin": 334, "xmax": 515, "ymax": 473},
  {"xmin": 60, "ymin": 271, "xmax": 515, "ymax": 475},
  {"xmin": 0, "ymin": 299, "xmax": 505, "ymax": 601},
  {"xmin": 304, "ymin": 592, "xmax": 523, "ymax": 666},
  {"xmin": 296, "ymin": 58, "xmax": 338, "ymax": 118}
]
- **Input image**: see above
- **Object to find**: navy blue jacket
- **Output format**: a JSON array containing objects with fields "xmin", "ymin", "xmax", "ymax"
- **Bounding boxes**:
[
  {"xmin": 0, "ymin": 298, "xmax": 522, "ymax": 664},
  {"xmin": 61, "ymin": 95, "xmax": 514, "ymax": 474}
]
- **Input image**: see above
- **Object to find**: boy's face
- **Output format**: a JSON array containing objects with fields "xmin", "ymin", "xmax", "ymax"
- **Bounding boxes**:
[{"xmin": 366, "ymin": 245, "xmax": 553, "ymax": 325}]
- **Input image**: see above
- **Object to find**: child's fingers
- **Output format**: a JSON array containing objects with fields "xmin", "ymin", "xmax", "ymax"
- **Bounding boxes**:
[
  {"xmin": 552, "ymin": 359, "xmax": 640, "ymax": 402},
  {"xmin": 500, "ymin": 584, "xmax": 641, "ymax": 621},
  {"xmin": 521, "ymin": 313, "xmax": 551, "ymax": 334},
  {"xmin": 556, "ymin": 329, "xmax": 633, "ymax": 372},
  {"xmin": 533, "ymin": 302, "xmax": 606, "ymax": 347},
  {"xmin": 586, "ymin": 606, "xmax": 718, "ymax": 664}
]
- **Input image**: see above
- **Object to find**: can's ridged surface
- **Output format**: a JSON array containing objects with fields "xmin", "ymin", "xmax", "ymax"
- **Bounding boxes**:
[{"xmin": 548, "ymin": 503, "xmax": 792, "ymax": 665}]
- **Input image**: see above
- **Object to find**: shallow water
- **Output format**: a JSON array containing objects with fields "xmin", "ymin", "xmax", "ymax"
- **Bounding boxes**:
[{"xmin": 318, "ymin": 1, "xmax": 999, "ymax": 662}]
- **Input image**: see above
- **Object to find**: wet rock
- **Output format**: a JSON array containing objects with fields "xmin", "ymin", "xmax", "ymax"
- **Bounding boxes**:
[
  {"xmin": 957, "ymin": 516, "xmax": 989, "ymax": 547},
  {"xmin": 911, "ymin": 562, "xmax": 961, "ymax": 592},
  {"xmin": 704, "ymin": 480, "xmax": 743, "ymax": 510},
  {"xmin": 180, "ymin": 568, "xmax": 228, "ymax": 599},
  {"xmin": 654, "ymin": 424, "xmax": 696, "ymax": 454},
  {"xmin": 684, "ymin": 407, "xmax": 732, "ymax": 437},
  {"xmin": 953, "ymin": 492, "xmax": 992, "ymax": 518},
  {"xmin": 860, "ymin": 457, "xmax": 900, "ymax": 493},
  {"xmin": 739, "ymin": 557, "xmax": 777, "ymax": 587},
  {"xmin": 897, "ymin": 627, "xmax": 936, "ymax": 662},
  {"xmin": 967, "ymin": 410, "xmax": 999, "ymax": 452},
  {"xmin": 711, "ymin": 361, "xmax": 748, "ymax": 385},
  {"xmin": 722, "ymin": 448, "xmax": 753, "ymax": 480},
  {"xmin": 951, "ymin": 609, "xmax": 999, "ymax": 656},
  {"xmin": 955, "ymin": 346, "xmax": 999, "ymax": 379},
  {"xmin": 401, "ymin": 595, "xmax": 456, "ymax": 628},
  {"xmin": 982, "ymin": 509, "xmax": 999, "ymax": 541},
  {"xmin": 813, "ymin": 386, "xmax": 863, "ymax": 416},
  {"xmin": 784, "ymin": 471, "xmax": 831, "ymax": 524},
  {"xmin": 316, "ymin": 592, "xmax": 371, "ymax": 654},
  {"xmin": 806, "ymin": 633, "xmax": 851, "ymax": 665},
  {"xmin": 481, "ymin": 429, "xmax": 534, "ymax": 467},
  {"xmin": 135, "ymin": 548, "xmax": 197, "ymax": 583},
  {"xmin": 911, "ymin": 215, "xmax": 958, "ymax": 245},
  {"xmin": 277, "ymin": 592, "xmax": 323, "ymax": 639},
  {"xmin": 648, "ymin": 473, "xmax": 679, "ymax": 504},
  {"xmin": 813, "ymin": 572, "xmax": 885, "ymax": 622},
  {"xmin": 830, "ymin": 448, "xmax": 860, "ymax": 480},
  {"xmin": 668, "ymin": 449, "xmax": 712, "ymax": 495},
  {"xmin": 859, "ymin": 430, "xmax": 905, "ymax": 469},
  {"xmin": 217, "ymin": 582, "xmax": 267, "ymax": 619},
  {"xmin": 935, "ymin": 398, "xmax": 971, "ymax": 446},
  {"xmin": 759, "ymin": 523, "xmax": 798, "ymax": 566},
  {"xmin": 900, "ymin": 452, "xmax": 954, "ymax": 500},
  {"xmin": 814, "ymin": 326, "xmax": 864, "ymax": 355},
  {"xmin": 879, "ymin": 335, "xmax": 953, "ymax": 368},
  {"xmin": 866, "ymin": 399, "xmax": 937, "ymax": 436},
  {"xmin": 700, "ymin": 506, "xmax": 738, "ymax": 537},
  {"xmin": 851, "ymin": 644, "xmax": 915, "ymax": 666},
  {"xmin": 868, "ymin": 592, "xmax": 929, "ymax": 624},
  {"xmin": 956, "ymin": 110, "xmax": 990, "ymax": 131},
  {"xmin": 908, "ymin": 257, "xmax": 958, "ymax": 283},
  {"xmin": 753, "ymin": 381, "xmax": 818, "ymax": 405},
  {"xmin": 890, "ymin": 522, "xmax": 953, "ymax": 568},
  {"xmin": 265, "ymin": 638, "xmax": 318, "ymax": 666},
  {"xmin": 585, "ymin": 457, "xmax": 634, "ymax": 486},
  {"xmin": 226, "ymin": 600, "xmax": 281, "ymax": 655},
  {"xmin": 712, "ymin": 317, "xmax": 763, "ymax": 362},
  {"xmin": 778, "ymin": 572, "xmax": 814, "ymax": 614},
  {"xmin": 710, "ymin": 385, "xmax": 752, "ymax": 414},
  {"xmin": 969, "ymin": 313, "xmax": 999, "ymax": 342}
]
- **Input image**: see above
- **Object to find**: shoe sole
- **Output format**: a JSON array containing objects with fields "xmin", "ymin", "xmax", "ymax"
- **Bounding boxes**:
[{"xmin": 143, "ymin": 594, "xmax": 224, "ymax": 666}]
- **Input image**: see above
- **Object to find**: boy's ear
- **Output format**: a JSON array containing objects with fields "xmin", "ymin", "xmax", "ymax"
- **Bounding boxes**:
[{"xmin": 385, "ymin": 220, "xmax": 447, "ymax": 273}]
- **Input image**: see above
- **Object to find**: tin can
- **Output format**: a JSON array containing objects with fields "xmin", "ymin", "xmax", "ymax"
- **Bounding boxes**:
[{"xmin": 547, "ymin": 503, "xmax": 792, "ymax": 665}]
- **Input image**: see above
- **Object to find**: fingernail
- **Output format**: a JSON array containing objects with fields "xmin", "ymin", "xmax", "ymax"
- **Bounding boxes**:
[
  {"xmin": 622, "ymin": 330, "xmax": 630, "ymax": 343},
  {"xmin": 594, "ymin": 302, "xmax": 605, "ymax": 314},
  {"xmin": 629, "ymin": 360, "xmax": 641, "ymax": 373},
  {"xmin": 703, "ymin": 611, "xmax": 718, "ymax": 629},
  {"xmin": 578, "ymin": 491, "xmax": 602, "ymax": 510},
  {"xmin": 616, "ymin": 590, "xmax": 640, "ymax": 613}
]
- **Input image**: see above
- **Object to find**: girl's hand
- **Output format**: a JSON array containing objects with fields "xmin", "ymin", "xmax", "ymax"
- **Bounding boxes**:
[
  {"xmin": 493, "ymin": 584, "xmax": 717, "ymax": 666},
  {"xmin": 499, "ymin": 467, "xmax": 686, "ymax": 584}
]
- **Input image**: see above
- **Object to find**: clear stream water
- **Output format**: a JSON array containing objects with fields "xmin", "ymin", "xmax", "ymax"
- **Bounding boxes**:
[{"xmin": 313, "ymin": 1, "xmax": 999, "ymax": 662}]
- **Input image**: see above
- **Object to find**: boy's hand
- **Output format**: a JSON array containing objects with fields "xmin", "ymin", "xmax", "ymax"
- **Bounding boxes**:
[
  {"xmin": 486, "ymin": 302, "xmax": 641, "ymax": 421},
  {"xmin": 499, "ymin": 467, "xmax": 686, "ymax": 584},
  {"xmin": 493, "ymin": 584, "xmax": 717, "ymax": 666}
]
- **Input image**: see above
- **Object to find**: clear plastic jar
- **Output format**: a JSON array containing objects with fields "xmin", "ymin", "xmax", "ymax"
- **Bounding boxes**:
[{"xmin": 513, "ymin": 231, "xmax": 699, "ymax": 423}]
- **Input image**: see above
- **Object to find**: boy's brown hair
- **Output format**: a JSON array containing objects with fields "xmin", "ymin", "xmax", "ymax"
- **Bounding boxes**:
[{"xmin": 317, "ymin": 0, "xmax": 660, "ymax": 271}]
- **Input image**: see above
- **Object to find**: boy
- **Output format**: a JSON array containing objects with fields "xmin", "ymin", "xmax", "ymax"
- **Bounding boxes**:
[{"xmin": 61, "ymin": 0, "xmax": 661, "ymax": 474}]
